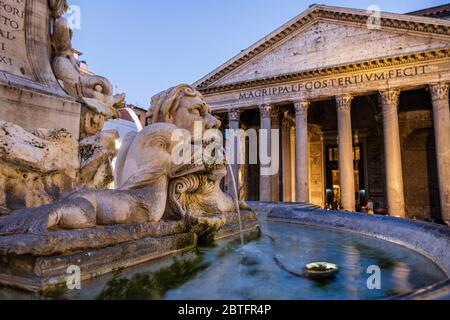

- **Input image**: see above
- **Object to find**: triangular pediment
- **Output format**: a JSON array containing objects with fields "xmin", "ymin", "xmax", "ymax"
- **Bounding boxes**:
[{"xmin": 194, "ymin": 5, "xmax": 450, "ymax": 89}]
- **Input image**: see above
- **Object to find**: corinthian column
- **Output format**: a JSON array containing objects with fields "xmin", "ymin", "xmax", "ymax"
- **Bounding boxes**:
[
  {"xmin": 294, "ymin": 101, "xmax": 310, "ymax": 203},
  {"xmin": 271, "ymin": 108, "xmax": 280, "ymax": 201},
  {"xmin": 380, "ymin": 89, "xmax": 405, "ymax": 217},
  {"xmin": 281, "ymin": 115, "xmax": 293, "ymax": 202},
  {"xmin": 259, "ymin": 105, "xmax": 273, "ymax": 201},
  {"xmin": 336, "ymin": 95, "xmax": 355, "ymax": 212},
  {"xmin": 430, "ymin": 83, "xmax": 450, "ymax": 223},
  {"xmin": 228, "ymin": 109, "xmax": 241, "ymax": 195}
]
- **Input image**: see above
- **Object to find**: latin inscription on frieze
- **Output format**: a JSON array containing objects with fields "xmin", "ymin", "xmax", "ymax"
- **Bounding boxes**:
[
  {"xmin": 238, "ymin": 66, "xmax": 428, "ymax": 100},
  {"xmin": 0, "ymin": 0, "xmax": 33, "ymax": 79}
]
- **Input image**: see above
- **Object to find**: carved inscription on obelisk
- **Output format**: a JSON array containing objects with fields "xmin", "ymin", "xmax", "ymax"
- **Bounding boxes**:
[{"xmin": 0, "ymin": 0, "xmax": 33, "ymax": 79}]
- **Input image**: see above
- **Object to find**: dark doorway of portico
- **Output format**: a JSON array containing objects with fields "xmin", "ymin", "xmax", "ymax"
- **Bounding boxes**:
[
  {"xmin": 325, "ymin": 144, "xmax": 366, "ymax": 211},
  {"xmin": 399, "ymin": 89, "xmax": 441, "ymax": 221}
]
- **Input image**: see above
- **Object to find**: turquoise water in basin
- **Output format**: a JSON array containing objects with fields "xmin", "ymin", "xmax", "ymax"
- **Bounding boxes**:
[{"xmin": 0, "ymin": 220, "xmax": 446, "ymax": 300}]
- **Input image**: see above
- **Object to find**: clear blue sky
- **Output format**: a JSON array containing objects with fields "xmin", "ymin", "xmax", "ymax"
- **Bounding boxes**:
[{"xmin": 71, "ymin": 0, "xmax": 449, "ymax": 108}]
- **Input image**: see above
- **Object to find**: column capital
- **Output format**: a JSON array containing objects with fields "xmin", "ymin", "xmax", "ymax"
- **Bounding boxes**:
[
  {"xmin": 228, "ymin": 109, "xmax": 241, "ymax": 122},
  {"xmin": 336, "ymin": 95, "xmax": 353, "ymax": 111},
  {"xmin": 430, "ymin": 83, "xmax": 449, "ymax": 102},
  {"xmin": 259, "ymin": 104, "xmax": 273, "ymax": 119},
  {"xmin": 294, "ymin": 100, "xmax": 310, "ymax": 115},
  {"xmin": 380, "ymin": 89, "xmax": 401, "ymax": 107}
]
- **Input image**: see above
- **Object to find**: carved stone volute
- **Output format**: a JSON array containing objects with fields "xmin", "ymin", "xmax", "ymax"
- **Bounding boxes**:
[{"xmin": 336, "ymin": 95, "xmax": 354, "ymax": 111}]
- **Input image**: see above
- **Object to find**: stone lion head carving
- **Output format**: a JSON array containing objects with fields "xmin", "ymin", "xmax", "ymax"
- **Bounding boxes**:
[{"xmin": 147, "ymin": 84, "xmax": 221, "ymax": 135}]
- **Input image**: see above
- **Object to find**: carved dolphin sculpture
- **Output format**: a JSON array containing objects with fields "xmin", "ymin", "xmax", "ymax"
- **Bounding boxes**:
[
  {"xmin": 51, "ymin": 17, "xmax": 125, "ymax": 118},
  {"xmin": 0, "ymin": 123, "xmax": 203, "ymax": 235}
]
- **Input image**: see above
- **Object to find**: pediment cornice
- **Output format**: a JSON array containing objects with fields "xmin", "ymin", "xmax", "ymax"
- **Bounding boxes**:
[
  {"xmin": 194, "ymin": 5, "xmax": 450, "ymax": 90},
  {"xmin": 197, "ymin": 48, "xmax": 450, "ymax": 95}
]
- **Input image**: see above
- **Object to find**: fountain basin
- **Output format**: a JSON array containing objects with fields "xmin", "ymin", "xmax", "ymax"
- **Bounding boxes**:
[
  {"xmin": 263, "ymin": 202, "xmax": 450, "ymax": 299},
  {"xmin": 2, "ymin": 218, "xmax": 442, "ymax": 300},
  {"xmin": 266, "ymin": 204, "xmax": 450, "ymax": 276},
  {"xmin": 0, "ymin": 203, "xmax": 447, "ymax": 300}
]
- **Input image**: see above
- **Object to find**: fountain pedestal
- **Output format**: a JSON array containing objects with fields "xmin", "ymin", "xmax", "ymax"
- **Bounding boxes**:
[
  {"xmin": 215, "ymin": 210, "xmax": 260, "ymax": 241},
  {"xmin": 0, "ymin": 221, "xmax": 196, "ymax": 292},
  {"xmin": 0, "ymin": 210, "xmax": 260, "ymax": 292}
]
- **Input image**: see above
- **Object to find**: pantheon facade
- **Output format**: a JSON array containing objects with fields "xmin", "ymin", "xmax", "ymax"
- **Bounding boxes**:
[{"xmin": 194, "ymin": 4, "xmax": 450, "ymax": 223}]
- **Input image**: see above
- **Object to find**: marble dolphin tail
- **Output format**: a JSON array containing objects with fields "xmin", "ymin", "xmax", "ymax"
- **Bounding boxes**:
[{"xmin": 0, "ymin": 198, "xmax": 96, "ymax": 236}]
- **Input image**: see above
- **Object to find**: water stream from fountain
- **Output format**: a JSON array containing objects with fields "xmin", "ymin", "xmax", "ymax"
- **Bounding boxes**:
[{"xmin": 227, "ymin": 163, "xmax": 245, "ymax": 246}]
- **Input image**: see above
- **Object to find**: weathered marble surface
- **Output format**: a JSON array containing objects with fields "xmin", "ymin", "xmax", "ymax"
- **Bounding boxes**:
[
  {"xmin": 0, "ymin": 121, "xmax": 79, "ymax": 211},
  {"xmin": 79, "ymin": 130, "xmax": 119, "ymax": 189},
  {"xmin": 0, "ymin": 121, "xmax": 120, "ymax": 212}
]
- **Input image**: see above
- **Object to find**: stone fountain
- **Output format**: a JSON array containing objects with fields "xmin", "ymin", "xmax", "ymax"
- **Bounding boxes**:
[{"xmin": 0, "ymin": 0, "xmax": 258, "ymax": 292}]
